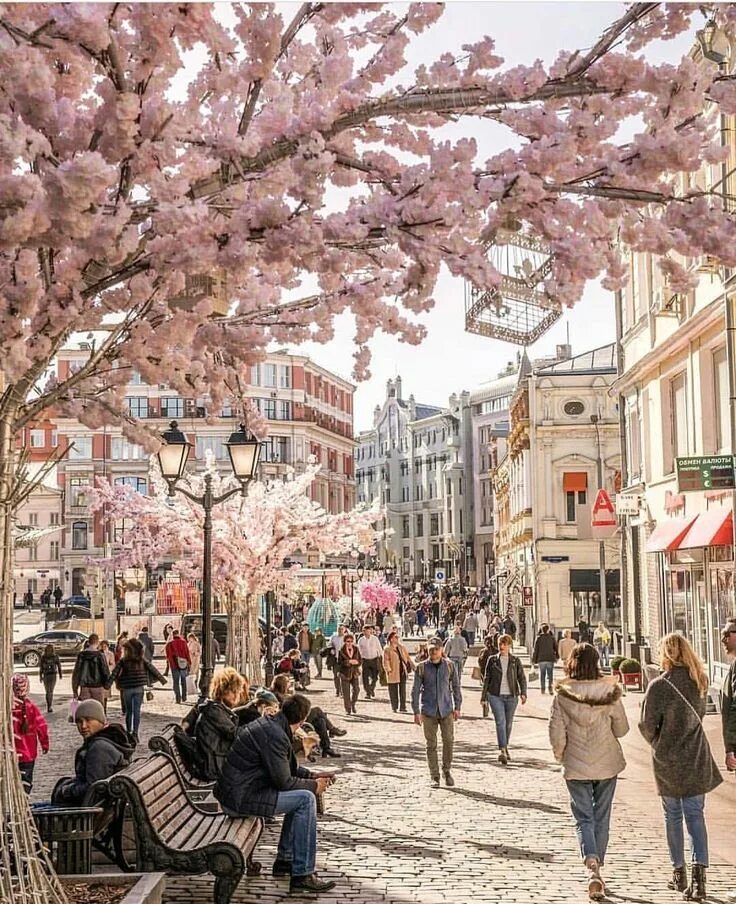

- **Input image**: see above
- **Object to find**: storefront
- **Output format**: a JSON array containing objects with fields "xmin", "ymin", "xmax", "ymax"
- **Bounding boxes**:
[
  {"xmin": 648, "ymin": 507, "xmax": 735, "ymax": 681},
  {"xmin": 569, "ymin": 569, "xmax": 621, "ymax": 632}
]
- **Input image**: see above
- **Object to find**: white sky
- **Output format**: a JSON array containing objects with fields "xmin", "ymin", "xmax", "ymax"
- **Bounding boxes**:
[{"xmin": 286, "ymin": 1, "xmax": 696, "ymax": 429}]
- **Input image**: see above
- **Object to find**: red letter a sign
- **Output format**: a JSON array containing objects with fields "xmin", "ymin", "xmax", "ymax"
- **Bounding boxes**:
[{"xmin": 591, "ymin": 488, "xmax": 617, "ymax": 538}]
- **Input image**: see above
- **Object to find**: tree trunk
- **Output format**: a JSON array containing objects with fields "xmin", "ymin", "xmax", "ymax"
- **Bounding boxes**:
[
  {"xmin": 225, "ymin": 593, "xmax": 262, "ymax": 685},
  {"xmin": 0, "ymin": 406, "xmax": 68, "ymax": 903}
]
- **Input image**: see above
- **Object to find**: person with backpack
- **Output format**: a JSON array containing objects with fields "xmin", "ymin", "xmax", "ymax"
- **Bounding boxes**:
[
  {"xmin": 549, "ymin": 643, "xmax": 629, "ymax": 901},
  {"xmin": 165, "ymin": 628, "xmax": 192, "ymax": 704},
  {"xmin": 39, "ymin": 643, "xmax": 62, "ymax": 712},
  {"xmin": 72, "ymin": 633, "xmax": 111, "ymax": 705},
  {"xmin": 481, "ymin": 633, "xmax": 527, "ymax": 765},
  {"xmin": 639, "ymin": 633, "xmax": 722, "ymax": 902},
  {"xmin": 411, "ymin": 636, "xmax": 462, "ymax": 788},
  {"xmin": 532, "ymin": 623, "xmax": 559, "ymax": 694},
  {"xmin": 107, "ymin": 638, "xmax": 166, "ymax": 743},
  {"xmin": 12, "ymin": 674, "xmax": 49, "ymax": 793}
]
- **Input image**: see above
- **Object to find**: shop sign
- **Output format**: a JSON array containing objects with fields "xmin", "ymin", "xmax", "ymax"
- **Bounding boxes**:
[
  {"xmin": 541, "ymin": 555, "xmax": 569, "ymax": 563},
  {"xmin": 676, "ymin": 455, "xmax": 736, "ymax": 492},
  {"xmin": 592, "ymin": 488, "xmax": 617, "ymax": 538},
  {"xmin": 615, "ymin": 493, "xmax": 642, "ymax": 517},
  {"xmin": 522, "ymin": 585, "xmax": 533, "ymax": 606}
]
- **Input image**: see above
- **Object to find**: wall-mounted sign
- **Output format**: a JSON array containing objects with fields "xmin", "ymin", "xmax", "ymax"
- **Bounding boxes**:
[{"xmin": 676, "ymin": 456, "xmax": 735, "ymax": 492}]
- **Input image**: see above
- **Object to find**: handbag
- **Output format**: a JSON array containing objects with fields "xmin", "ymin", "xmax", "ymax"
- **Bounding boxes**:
[
  {"xmin": 68, "ymin": 697, "xmax": 79, "ymax": 723},
  {"xmin": 527, "ymin": 668, "xmax": 539, "ymax": 683},
  {"xmin": 176, "ymin": 656, "xmax": 189, "ymax": 670},
  {"xmin": 379, "ymin": 664, "xmax": 388, "ymax": 686},
  {"xmin": 146, "ymin": 689, "xmax": 154, "ymax": 702},
  {"xmin": 186, "ymin": 675, "xmax": 197, "ymax": 697},
  {"xmin": 471, "ymin": 665, "xmax": 482, "ymax": 682}
]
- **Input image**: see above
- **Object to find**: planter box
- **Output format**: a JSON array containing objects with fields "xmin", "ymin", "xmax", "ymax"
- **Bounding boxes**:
[
  {"xmin": 60, "ymin": 872, "xmax": 166, "ymax": 904},
  {"xmin": 621, "ymin": 671, "xmax": 642, "ymax": 690}
]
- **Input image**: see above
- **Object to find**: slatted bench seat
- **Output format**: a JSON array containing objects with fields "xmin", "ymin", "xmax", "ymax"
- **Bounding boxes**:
[
  {"xmin": 104, "ymin": 753, "xmax": 262, "ymax": 904},
  {"xmin": 148, "ymin": 722, "xmax": 215, "ymax": 800}
]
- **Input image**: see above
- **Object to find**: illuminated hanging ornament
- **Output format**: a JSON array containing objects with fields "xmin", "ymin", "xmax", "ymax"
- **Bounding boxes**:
[
  {"xmin": 465, "ymin": 229, "xmax": 561, "ymax": 346},
  {"xmin": 306, "ymin": 596, "xmax": 340, "ymax": 636}
]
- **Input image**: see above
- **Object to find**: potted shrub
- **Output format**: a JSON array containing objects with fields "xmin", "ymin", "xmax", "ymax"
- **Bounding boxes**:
[
  {"xmin": 610, "ymin": 655, "xmax": 625, "ymax": 680},
  {"xmin": 619, "ymin": 657, "xmax": 642, "ymax": 690}
]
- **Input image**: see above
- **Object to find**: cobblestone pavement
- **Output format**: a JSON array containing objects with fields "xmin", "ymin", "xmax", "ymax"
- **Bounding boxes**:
[{"xmin": 20, "ymin": 658, "xmax": 736, "ymax": 904}]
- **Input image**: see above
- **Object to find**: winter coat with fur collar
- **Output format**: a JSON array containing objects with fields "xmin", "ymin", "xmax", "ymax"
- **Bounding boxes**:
[{"xmin": 549, "ymin": 677, "xmax": 629, "ymax": 780}]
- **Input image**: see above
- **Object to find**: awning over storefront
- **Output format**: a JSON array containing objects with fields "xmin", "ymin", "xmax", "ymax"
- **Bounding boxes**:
[
  {"xmin": 569, "ymin": 569, "xmax": 621, "ymax": 592},
  {"xmin": 563, "ymin": 472, "xmax": 588, "ymax": 492},
  {"xmin": 677, "ymin": 507, "xmax": 733, "ymax": 550},
  {"xmin": 645, "ymin": 517, "xmax": 696, "ymax": 553}
]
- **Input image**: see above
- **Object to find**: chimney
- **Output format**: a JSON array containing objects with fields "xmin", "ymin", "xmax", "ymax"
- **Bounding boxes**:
[
  {"xmin": 556, "ymin": 343, "xmax": 572, "ymax": 361},
  {"xmin": 395, "ymin": 375, "xmax": 402, "ymax": 400}
]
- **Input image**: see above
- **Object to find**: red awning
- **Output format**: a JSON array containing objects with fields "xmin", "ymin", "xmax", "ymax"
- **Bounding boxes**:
[
  {"xmin": 677, "ymin": 507, "xmax": 733, "ymax": 550},
  {"xmin": 563, "ymin": 472, "xmax": 588, "ymax": 493},
  {"xmin": 645, "ymin": 517, "xmax": 697, "ymax": 553}
]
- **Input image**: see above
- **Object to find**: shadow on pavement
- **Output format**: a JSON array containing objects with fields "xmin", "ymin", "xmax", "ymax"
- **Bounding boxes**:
[
  {"xmin": 445, "ymin": 785, "xmax": 566, "ymax": 814},
  {"xmin": 468, "ymin": 840, "xmax": 555, "ymax": 863}
]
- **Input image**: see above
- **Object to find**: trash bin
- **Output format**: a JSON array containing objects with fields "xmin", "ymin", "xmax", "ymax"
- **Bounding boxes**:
[{"xmin": 32, "ymin": 805, "xmax": 103, "ymax": 874}]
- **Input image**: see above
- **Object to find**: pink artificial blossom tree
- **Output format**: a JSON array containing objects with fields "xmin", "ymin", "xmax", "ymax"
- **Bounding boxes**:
[{"xmin": 359, "ymin": 577, "xmax": 401, "ymax": 614}]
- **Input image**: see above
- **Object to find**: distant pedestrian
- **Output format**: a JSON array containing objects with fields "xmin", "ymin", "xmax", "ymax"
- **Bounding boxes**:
[
  {"xmin": 477, "ymin": 606, "xmax": 488, "ymax": 639},
  {"xmin": 532, "ymin": 623, "xmax": 559, "ymax": 694},
  {"xmin": 444, "ymin": 624, "xmax": 468, "ymax": 681},
  {"xmin": 114, "ymin": 631, "xmax": 129, "ymax": 663},
  {"xmin": 298, "ymin": 624, "xmax": 313, "ymax": 672},
  {"xmin": 138, "ymin": 625, "xmax": 155, "ymax": 662},
  {"xmin": 593, "ymin": 622, "xmax": 611, "ymax": 668},
  {"xmin": 501, "ymin": 612, "xmax": 516, "ymax": 640},
  {"xmin": 558, "ymin": 629, "xmax": 577, "ymax": 663},
  {"xmin": 549, "ymin": 643, "xmax": 628, "ymax": 901},
  {"xmin": 39, "ymin": 643, "xmax": 62, "ymax": 713},
  {"xmin": 162, "ymin": 623, "xmax": 175, "ymax": 677},
  {"xmin": 463, "ymin": 610, "xmax": 478, "ymax": 646},
  {"xmin": 165, "ymin": 629, "xmax": 192, "ymax": 704},
  {"xmin": 411, "ymin": 637, "xmax": 462, "ymax": 788},
  {"xmin": 310, "ymin": 628, "xmax": 327, "ymax": 678},
  {"xmin": 337, "ymin": 633, "xmax": 362, "ymax": 715},
  {"xmin": 187, "ymin": 632, "xmax": 202, "ymax": 678},
  {"xmin": 721, "ymin": 618, "xmax": 736, "ymax": 775},
  {"xmin": 72, "ymin": 633, "xmax": 111, "ymax": 706},
  {"xmin": 328, "ymin": 625, "xmax": 346, "ymax": 697},
  {"xmin": 53, "ymin": 585, "xmax": 63, "ymax": 607},
  {"xmin": 577, "ymin": 618, "xmax": 591, "ymax": 644},
  {"xmin": 12, "ymin": 674, "xmax": 49, "ymax": 793},
  {"xmin": 99, "ymin": 640, "xmax": 115, "ymax": 714},
  {"xmin": 107, "ymin": 638, "xmax": 166, "ymax": 743},
  {"xmin": 24, "ymin": 589, "xmax": 33, "ymax": 609},
  {"xmin": 639, "ymin": 633, "xmax": 722, "ymax": 901},
  {"xmin": 383, "ymin": 631, "xmax": 412, "ymax": 713},
  {"xmin": 482, "ymin": 634, "xmax": 527, "ymax": 765},
  {"xmin": 357, "ymin": 624, "xmax": 383, "ymax": 699}
]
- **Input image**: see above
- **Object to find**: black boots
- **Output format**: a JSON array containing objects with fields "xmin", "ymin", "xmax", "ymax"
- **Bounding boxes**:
[
  {"xmin": 684, "ymin": 864, "xmax": 706, "ymax": 902},
  {"xmin": 668, "ymin": 867, "xmax": 687, "ymax": 892}
]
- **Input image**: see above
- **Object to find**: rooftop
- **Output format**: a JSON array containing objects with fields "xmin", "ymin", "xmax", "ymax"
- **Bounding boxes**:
[{"xmin": 534, "ymin": 343, "xmax": 617, "ymax": 376}]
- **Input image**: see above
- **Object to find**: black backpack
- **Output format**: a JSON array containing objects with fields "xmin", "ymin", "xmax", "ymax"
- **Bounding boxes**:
[{"xmin": 172, "ymin": 724, "xmax": 208, "ymax": 781}]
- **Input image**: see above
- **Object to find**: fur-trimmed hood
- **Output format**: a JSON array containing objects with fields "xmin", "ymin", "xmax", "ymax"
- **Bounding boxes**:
[{"xmin": 554, "ymin": 676, "xmax": 622, "ymax": 707}]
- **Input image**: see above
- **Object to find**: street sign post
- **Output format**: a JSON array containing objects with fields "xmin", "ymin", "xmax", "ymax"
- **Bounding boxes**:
[
  {"xmin": 434, "ymin": 569, "xmax": 446, "ymax": 583},
  {"xmin": 615, "ymin": 493, "xmax": 642, "ymax": 516},
  {"xmin": 541, "ymin": 555, "xmax": 570, "ymax": 563},
  {"xmin": 676, "ymin": 455, "xmax": 736, "ymax": 492},
  {"xmin": 591, "ymin": 488, "xmax": 617, "ymax": 538},
  {"xmin": 522, "ymin": 586, "xmax": 533, "ymax": 607}
]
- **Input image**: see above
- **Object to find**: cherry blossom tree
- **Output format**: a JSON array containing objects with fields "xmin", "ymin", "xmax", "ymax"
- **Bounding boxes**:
[
  {"xmin": 90, "ymin": 457, "xmax": 380, "ymax": 679},
  {"xmin": 4, "ymin": 3, "xmax": 736, "ymax": 899},
  {"xmin": 359, "ymin": 576, "xmax": 401, "ymax": 614}
]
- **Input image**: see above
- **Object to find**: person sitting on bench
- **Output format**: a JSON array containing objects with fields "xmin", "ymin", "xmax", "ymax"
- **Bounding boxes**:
[
  {"xmin": 215, "ymin": 693, "xmax": 336, "ymax": 894},
  {"xmin": 52, "ymin": 700, "xmax": 134, "ymax": 805}
]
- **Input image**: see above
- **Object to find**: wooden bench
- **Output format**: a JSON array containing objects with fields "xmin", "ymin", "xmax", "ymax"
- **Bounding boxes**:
[
  {"xmin": 148, "ymin": 723, "xmax": 215, "ymax": 801},
  {"xmin": 103, "ymin": 753, "xmax": 262, "ymax": 904}
]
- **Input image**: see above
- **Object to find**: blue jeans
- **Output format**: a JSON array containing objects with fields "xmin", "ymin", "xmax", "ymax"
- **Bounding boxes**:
[
  {"xmin": 274, "ymin": 789, "xmax": 317, "ymax": 877},
  {"xmin": 566, "ymin": 777, "xmax": 618, "ymax": 864},
  {"xmin": 596, "ymin": 644, "xmax": 610, "ymax": 668},
  {"xmin": 172, "ymin": 667, "xmax": 188, "ymax": 703},
  {"xmin": 451, "ymin": 658, "xmax": 464, "ymax": 682},
  {"xmin": 466, "ymin": 632, "xmax": 476, "ymax": 647},
  {"xmin": 488, "ymin": 694, "xmax": 518, "ymax": 748},
  {"xmin": 538, "ymin": 661, "xmax": 554, "ymax": 692},
  {"xmin": 662, "ymin": 795, "xmax": 708, "ymax": 867},
  {"xmin": 122, "ymin": 687, "xmax": 144, "ymax": 735}
]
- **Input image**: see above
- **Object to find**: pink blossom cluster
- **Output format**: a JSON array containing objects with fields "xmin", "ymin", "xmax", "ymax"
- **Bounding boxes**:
[{"xmin": 359, "ymin": 577, "xmax": 400, "ymax": 613}]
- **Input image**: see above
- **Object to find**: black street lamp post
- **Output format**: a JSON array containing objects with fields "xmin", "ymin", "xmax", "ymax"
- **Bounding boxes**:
[
  {"xmin": 157, "ymin": 421, "xmax": 261, "ymax": 699},
  {"xmin": 340, "ymin": 564, "xmax": 365, "ymax": 625}
]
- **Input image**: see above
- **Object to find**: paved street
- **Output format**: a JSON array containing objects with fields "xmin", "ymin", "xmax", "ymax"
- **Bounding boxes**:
[{"xmin": 20, "ymin": 654, "xmax": 736, "ymax": 904}]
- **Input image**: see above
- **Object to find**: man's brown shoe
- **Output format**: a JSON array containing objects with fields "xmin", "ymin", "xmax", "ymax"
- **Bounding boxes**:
[{"xmin": 289, "ymin": 873, "xmax": 336, "ymax": 894}]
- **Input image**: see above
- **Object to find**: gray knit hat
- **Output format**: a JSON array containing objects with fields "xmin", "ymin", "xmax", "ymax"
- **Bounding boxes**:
[{"xmin": 74, "ymin": 699, "xmax": 106, "ymax": 724}]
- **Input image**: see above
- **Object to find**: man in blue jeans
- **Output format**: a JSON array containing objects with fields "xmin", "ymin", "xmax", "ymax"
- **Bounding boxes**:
[
  {"xmin": 215, "ymin": 693, "xmax": 336, "ymax": 894},
  {"xmin": 531, "ymin": 623, "xmax": 558, "ymax": 694}
]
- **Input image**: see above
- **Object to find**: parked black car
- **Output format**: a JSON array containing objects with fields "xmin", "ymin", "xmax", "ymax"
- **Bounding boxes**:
[{"xmin": 13, "ymin": 629, "xmax": 89, "ymax": 668}]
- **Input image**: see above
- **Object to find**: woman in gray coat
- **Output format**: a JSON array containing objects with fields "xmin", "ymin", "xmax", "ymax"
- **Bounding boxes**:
[{"xmin": 639, "ymin": 633, "xmax": 722, "ymax": 902}]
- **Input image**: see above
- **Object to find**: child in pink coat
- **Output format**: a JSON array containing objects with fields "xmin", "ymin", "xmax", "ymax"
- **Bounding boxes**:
[{"xmin": 12, "ymin": 674, "xmax": 50, "ymax": 793}]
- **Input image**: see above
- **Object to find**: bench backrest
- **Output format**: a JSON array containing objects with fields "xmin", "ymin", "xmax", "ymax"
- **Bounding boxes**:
[
  {"xmin": 111, "ymin": 753, "xmax": 195, "ymax": 838},
  {"xmin": 148, "ymin": 723, "xmax": 214, "ymax": 790}
]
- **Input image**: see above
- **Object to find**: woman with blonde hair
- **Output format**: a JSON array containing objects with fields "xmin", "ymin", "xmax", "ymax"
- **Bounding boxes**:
[
  {"xmin": 639, "ymin": 633, "xmax": 722, "ymax": 902},
  {"xmin": 182, "ymin": 667, "xmax": 248, "ymax": 780}
]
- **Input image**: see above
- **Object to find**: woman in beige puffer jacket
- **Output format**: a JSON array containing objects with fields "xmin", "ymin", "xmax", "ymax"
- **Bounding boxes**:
[{"xmin": 549, "ymin": 643, "xmax": 629, "ymax": 901}]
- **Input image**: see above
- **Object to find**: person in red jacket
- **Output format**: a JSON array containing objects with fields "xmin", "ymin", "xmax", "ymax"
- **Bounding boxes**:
[
  {"xmin": 12, "ymin": 674, "xmax": 49, "ymax": 793},
  {"xmin": 165, "ymin": 629, "xmax": 192, "ymax": 704}
]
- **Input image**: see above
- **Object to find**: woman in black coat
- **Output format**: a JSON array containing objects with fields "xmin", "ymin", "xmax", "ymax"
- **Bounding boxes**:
[
  {"xmin": 39, "ymin": 644, "xmax": 62, "ymax": 713},
  {"xmin": 183, "ymin": 667, "xmax": 248, "ymax": 780},
  {"xmin": 639, "ymin": 633, "xmax": 722, "ymax": 901}
]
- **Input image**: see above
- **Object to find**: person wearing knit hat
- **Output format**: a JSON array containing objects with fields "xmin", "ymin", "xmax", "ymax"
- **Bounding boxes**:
[
  {"xmin": 12, "ymin": 673, "xmax": 49, "ymax": 793},
  {"xmin": 52, "ymin": 699, "xmax": 134, "ymax": 806}
]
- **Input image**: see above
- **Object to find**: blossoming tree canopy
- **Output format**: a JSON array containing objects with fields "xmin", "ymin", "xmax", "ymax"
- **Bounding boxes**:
[
  {"xmin": 4, "ymin": 4, "xmax": 736, "ymax": 449},
  {"xmin": 360, "ymin": 576, "xmax": 401, "ymax": 613},
  {"xmin": 89, "ymin": 457, "xmax": 381, "ymax": 597}
]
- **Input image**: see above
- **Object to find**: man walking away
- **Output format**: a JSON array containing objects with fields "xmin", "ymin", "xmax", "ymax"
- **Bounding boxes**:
[
  {"xmin": 357, "ymin": 625, "xmax": 382, "ymax": 699},
  {"xmin": 165, "ymin": 629, "xmax": 191, "ymax": 704},
  {"xmin": 72, "ymin": 634, "xmax": 111, "ymax": 705},
  {"xmin": 215, "ymin": 693, "xmax": 336, "ymax": 894},
  {"xmin": 412, "ymin": 637, "xmax": 462, "ymax": 788},
  {"xmin": 532, "ymin": 624, "xmax": 559, "ymax": 694},
  {"xmin": 558, "ymin": 629, "xmax": 577, "ymax": 664},
  {"xmin": 463, "ymin": 610, "xmax": 478, "ymax": 647},
  {"xmin": 138, "ymin": 625, "xmax": 154, "ymax": 663},
  {"xmin": 444, "ymin": 625, "xmax": 468, "ymax": 683}
]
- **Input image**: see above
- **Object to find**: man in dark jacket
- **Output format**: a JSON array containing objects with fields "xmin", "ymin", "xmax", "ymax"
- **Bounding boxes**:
[
  {"xmin": 72, "ymin": 634, "xmax": 111, "ymax": 704},
  {"xmin": 52, "ymin": 700, "xmax": 133, "ymax": 805},
  {"xmin": 138, "ymin": 625, "xmax": 154, "ymax": 662},
  {"xmin": 215, "ymin": 694, "xmax": 335, "ymax": 894},
  {"xmin": 531, "ymin": 624, "xmax": 559, "ymax": 694},
  {"xmin": 722, "ymin": 619, "xmax": 736, "ymax": 774}
]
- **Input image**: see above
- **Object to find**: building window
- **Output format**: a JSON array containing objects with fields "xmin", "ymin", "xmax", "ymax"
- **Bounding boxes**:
[
  {"xmin": 72, "ymin": 521, "xmax": 88, "ymax": 550},
  {"xmin": 261, "ymin": 399, "xmax": 277, "ymax": 419},
  {"xmin": 114, "ymin": 476, "xmax": 148, "ymax": 495},
  {"xmin": 68, "ymin": 436, "xmax": 92, "ymax": 459},
  {"xmin": 50, "ymin": 430, "xmax": 58, "ymax": 447},
  {"xmin": 384, "ymin": 488, "xmax": 391, "ymax": 503},
  {"xmin": 195, "ymin": 435, "xmax": 227, "ymax": 460},
  {"xmin": 416, "ymin": 514, "xmax": 424, "ymax": 537},
  {"xmin": 250, "ymin": 364, "xmax": 261, "ymax": 386},
  {"xmin": 126, "ymin": 397, "xmax": 149, "ymax": 418},
  {"xmin": 447, "ymin": 509, "xmax": 453, "ymax": 533},
  {"xmin": 49, "ymin": 540, "xmax": 59, "ymax": 560},
  {"xmin": 69, "ymin": 477, "xmax": 90, "ymax": 507},
  {"xmin": 279, "ymin": 365, "xmax": 291, "ymax": 388},
  {"xmin": 402, "ymin": 516, "xmax": 410, "ymax": 539},
  {"xmin": 625, "ymin": 395, "xmax": 643, "ymax": 482},
  {"xmin": 28, "ymin": 544, "xmax": 38, "ymax": 561},
  {"xmin": 402, "ymin": 486, "xmax": 409, "ymax": 502},
  {"xmin": 263, "ymin": 437, "xmax": 288, "ymax": 463},
  {"xmin": 111, "ymin": 438, "xmax": 144, "ymax": 460},
  {"xmin": 50, "ymin": 512, "xmax": 59, "ymax": 526},
  {"xmin": 278, "ymin": 400, "xmax": 292, "ymax": 420},
  {"xmin": 431, "ymin": 543, "xmax": 440, "ymax": 563},
  {"xmin": 161, "ymin": 397, "xmax": 184, "ymax": 418},
  {"xmin": 263, "ymin": 364, "xmax": 277, "ymax": 388},
  {"xmin": 30, "ymin": 429, "xmax": 45, "ymax": 448},
  {"xmin": 221, "ymin": 400, "xmax": 234, "ymax": 417},
  {"xmin": 28, "ymin": 512, "xmax": 38, "ymax": 526},
  {"xmin": 565, "ymin": 490, "xmax": 587, "ymax": 523},
  {"xmin": 713, "ymin": 346, "xmax": 729, "ymax": 453},
  {"xmin": 669, "ymin": 372, "xmax": 688, "ymax": 471},
  {"xmin": 430, "ymin": 513, "xmax": 440, "ymax": 536}
]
